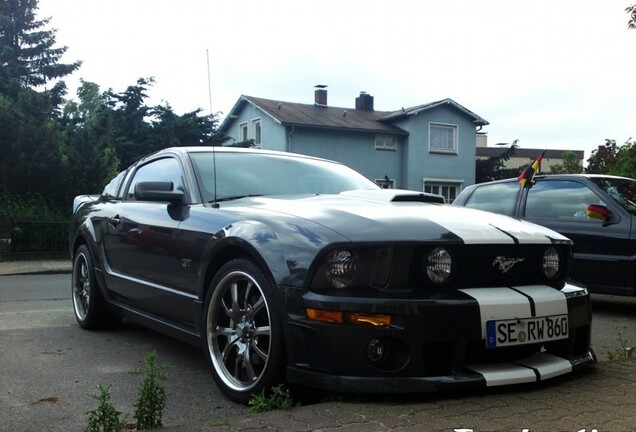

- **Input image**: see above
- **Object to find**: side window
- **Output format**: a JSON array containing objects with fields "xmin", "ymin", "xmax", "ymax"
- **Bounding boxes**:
[
  {"xmin": 525, "ymin": 180, "xmax": 606, "ymax": 221},
  {"xmin": 126, "ymin": 158, "xmax": 184, "ymax": 200},
  {"xmin": 463, "ymin": 182, "xmax": 518, "ymax": 216}
]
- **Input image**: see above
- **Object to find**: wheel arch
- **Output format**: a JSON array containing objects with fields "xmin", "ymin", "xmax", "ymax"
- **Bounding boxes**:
[{"xmin": 201, "ymin": 238, "xmax": 281, "ymax": 307}]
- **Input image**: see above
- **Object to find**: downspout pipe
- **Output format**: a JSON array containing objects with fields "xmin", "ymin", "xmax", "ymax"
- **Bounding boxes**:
[{"xmin": 287, "ymin": 126, "xmax": 296, "ymax": 152}]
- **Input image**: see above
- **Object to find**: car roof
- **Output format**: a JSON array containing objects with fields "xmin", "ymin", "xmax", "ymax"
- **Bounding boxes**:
[
  {"xmin": 145, "ymin": 146, "xmax": 344, "ymax": 165},
  {"xmin": 474, "ymin": 173, "xmax": 635, "ymax": 186}
]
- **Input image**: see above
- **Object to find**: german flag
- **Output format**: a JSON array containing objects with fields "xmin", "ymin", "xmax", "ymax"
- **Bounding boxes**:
[{"xmin": 518, "ymin": 150, "xmax": 546, "ymax": 188}]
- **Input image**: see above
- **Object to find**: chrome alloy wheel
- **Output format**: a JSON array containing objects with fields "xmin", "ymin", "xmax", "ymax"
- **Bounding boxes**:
[
  {"xmin": 207, "ymin": 270, "xmax": 272, "ymax": 392},
  {"xmin": 72, "ymin": 250, "xmax": 91, "ymax": 321}
]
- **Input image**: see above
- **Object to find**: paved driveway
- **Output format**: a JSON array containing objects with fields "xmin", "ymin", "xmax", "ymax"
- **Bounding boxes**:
[{"xmin": 1, "ymin": 273, "xmax": 635, "ymax": 431}]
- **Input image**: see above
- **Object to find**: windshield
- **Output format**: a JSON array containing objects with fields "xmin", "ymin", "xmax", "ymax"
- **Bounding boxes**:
[
  {"xmin": 189, "ymin": 151, "xmax": 379, "ymax": 202},
  {"xmin": 590, "ymin": 177, "xmax": 636, "ymax": 214}
]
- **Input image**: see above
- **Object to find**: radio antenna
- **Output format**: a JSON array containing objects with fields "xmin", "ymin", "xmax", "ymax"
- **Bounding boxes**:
[{"xmin": 206, "ymin": 49, "xmax": 213, "ymax": 113}]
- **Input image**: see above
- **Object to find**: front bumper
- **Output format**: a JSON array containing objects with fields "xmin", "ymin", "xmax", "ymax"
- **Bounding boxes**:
[{"xmin": 283, "ymin": 283, "xmax": 595, "ymax": 393}]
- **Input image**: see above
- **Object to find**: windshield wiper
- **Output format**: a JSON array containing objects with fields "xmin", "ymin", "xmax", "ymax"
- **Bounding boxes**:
[{"xmin": 211, "ymin": 194, "xmax": 264, "ymax": 203}]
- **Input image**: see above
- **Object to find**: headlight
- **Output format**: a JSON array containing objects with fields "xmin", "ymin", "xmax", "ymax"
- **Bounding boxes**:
[
  {"xmin": 325, "ymin": 250, "xmax": 357, "ymax": 288},
  {"xmin": 312, "ymin": 247, "xmax": 393, "ymax": 289},
  {"xmin": 426, "ymin": 247, "xmax": 453, "ymax": 284},
  {"xmin": 542, "ymin": 247, "xmax": 560, "ymax": 279}
]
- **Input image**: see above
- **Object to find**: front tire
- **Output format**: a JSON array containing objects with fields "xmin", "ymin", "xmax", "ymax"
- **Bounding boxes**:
[
  {"xmin": 204, "ymin": 259, "xmax": 284, "ymax": 404},
  {"xmin": 72, "ymin": 244, "xmax": 120, "ymax": 329}
]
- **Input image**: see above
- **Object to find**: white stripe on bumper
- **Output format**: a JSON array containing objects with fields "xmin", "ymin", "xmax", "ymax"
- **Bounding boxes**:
[
  {"xmin": 467, "ymin": 353, "xmax": 573, "ymax": 386},
  {"xmin": 459, "ymin": 286, "xmax": 568, "ymax": 339}
]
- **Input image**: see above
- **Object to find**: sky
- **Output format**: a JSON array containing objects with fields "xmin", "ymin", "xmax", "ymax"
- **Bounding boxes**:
[{"xmin": 36, "ymin": 0, "xmax": 636, "ymax": 160}]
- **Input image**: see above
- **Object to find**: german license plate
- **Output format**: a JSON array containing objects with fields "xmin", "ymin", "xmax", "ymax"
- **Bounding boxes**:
[{"xmin": 486, "ymin": 315, "xmax": 569, "ymax": 349}]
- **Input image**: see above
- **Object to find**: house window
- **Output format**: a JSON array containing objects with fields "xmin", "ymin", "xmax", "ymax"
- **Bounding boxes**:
[
  {"xmin": 375, "ymin": 135, "xmax": 397, "ymax": 151},
  {"xmin": 239, "ymin": 122, "xmax": 248, "ymax": 142},
  {"xmin": 252, "ymin": 119, "xmax": 261, "ymax": 148},
  {"xmin": 429, "ymin": 123, "xmax": 457, "ymax": 154},
  {"xmin": 375, "ymin": 177, "xmax": 395, "ymax": 189},
  {"xmin": 423, "ymin": 180, "xmax": 462, "ymax": 203}
]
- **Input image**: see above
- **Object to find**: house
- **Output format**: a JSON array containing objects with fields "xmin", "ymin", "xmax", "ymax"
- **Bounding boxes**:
[
  {"xmin": 218, "ymin": 86, "xmax": 489, "ymax": 202},
  {"xmin": 476, "ymin": 141, "xmax": 585, "ymax": 173}
]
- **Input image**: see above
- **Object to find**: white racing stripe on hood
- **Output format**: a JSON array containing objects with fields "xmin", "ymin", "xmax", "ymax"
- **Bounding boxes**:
[
  {"xmin": 459, "ymin": 286, "xmax": 568, "ymax": 339},
  {"xmin": 466, "ymin": 353, "xmax": 573, "ymax": 386},
  {"xmin": 423, "ymin": 205, "xmax": 556, "ymax": 244}
]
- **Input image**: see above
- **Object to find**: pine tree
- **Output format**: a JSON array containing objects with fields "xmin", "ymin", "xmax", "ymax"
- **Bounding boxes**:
[{"xmin": 0, "ymin": 0, "xmax": 81, "ymax": 95}]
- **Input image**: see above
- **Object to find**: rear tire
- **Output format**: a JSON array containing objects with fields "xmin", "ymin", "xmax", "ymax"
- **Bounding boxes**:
[
  {"xmin": 204, "ymin": 258, "xmax": 284, "ymax": 404},
  {"xmin": 72, "ymin": 244, "xmax": 121, "ymax": 329}
]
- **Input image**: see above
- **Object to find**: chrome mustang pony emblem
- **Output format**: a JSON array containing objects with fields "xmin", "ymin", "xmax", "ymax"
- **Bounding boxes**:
[{"xmin": 492, "ymin": 256, "xmax": 525, "ymax": 273}]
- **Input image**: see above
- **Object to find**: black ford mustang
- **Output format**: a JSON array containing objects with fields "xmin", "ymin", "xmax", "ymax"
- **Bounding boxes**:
[{"xmin": 69, "ymin": 147, "xmax": 595, "ymax": 403}]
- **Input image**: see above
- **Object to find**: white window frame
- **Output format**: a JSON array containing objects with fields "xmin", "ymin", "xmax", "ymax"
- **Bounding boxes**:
[
  {"xmin": 429, "ymin": 123, "xmax": 458, "ymax": 154},
  {"xmin": 422, "ymin": 178, "xmax": 464, "ymax": 203},
  {"xmin": 251, "ymin": 118, "xmax": 262, "ymax": 148},
  {"xmin": 238, "ymin": 122, "xmax": 248, "ymax": 142},
  {"xmin": 375, "ymin": 134, "xmax": 397, "ymax": 151}
]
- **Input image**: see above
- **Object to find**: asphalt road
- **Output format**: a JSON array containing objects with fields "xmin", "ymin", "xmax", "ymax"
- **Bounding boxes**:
[{"xmin": 0, "ymin": 274, "xmax": 635, "ymax": 431}]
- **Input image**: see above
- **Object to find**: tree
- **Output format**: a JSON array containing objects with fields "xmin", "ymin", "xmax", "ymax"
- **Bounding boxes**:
[
  {"xmin": 586, "ymin": 138, "xmax": 636, "ymax": 179},
  {"xmin": 549, "ymin": 150, "xmax": 583, "ymax": 174},
  {"xmin": 0, "ymin": 0, "xmax": 81, "ymax": 95},
  {"xmin": 608, "ymin": 138, "xmax": 636, "ymax": 178},
  {"xmin": 150, "ymin": 104, "xmax": 229, "ymax": 150},
  {"xmin": 61, "ymin": 80, "xmax": 119, "ymax": 199},
  {"xmin": 475, "ymin": 140, "xmax": 519, "ymax": 183},
  {"xmin": 627, "ymin": 3, "xmax": 636, "ymax": 29},
  {"xmin": 586, "ymin": 139, "xmax": 619, "ymax": 174}
]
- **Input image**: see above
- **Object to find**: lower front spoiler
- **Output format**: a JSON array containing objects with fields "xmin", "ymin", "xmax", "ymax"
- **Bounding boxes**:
[{"xmin": 286, "ymin": 350, "xmax": 596, "ymax": 394}]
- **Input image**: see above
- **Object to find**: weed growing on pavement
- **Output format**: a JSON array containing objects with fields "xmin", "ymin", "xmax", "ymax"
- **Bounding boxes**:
[
  {"xmin": 84, "ymin": 352, "xmax": 168, "ymax": 431},
  {"xmin": 248, "ymin": 384, "xmax": 297, "ymax": 413},
  {"xmin": 129, "ymin": 351, "xmax": 168, "ymax": 430},
  {"xmin": 607, "ymin": 330, "xmax": 635, "ymax": 361},
  {"xmin": 84, "ymin": 384, "xmax": 128, "ymax": 432}
]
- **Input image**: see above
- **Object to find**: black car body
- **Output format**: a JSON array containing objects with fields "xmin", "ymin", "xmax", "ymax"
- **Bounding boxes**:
[
  {"xmin": 453, "ymin": 174, "xmax": 636, "ymax": 296},
  {"xmin": 69, "ymin": 147, "xmax": 595, "ymax": 403}
]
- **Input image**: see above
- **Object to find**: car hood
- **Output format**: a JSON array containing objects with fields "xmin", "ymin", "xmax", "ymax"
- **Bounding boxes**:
[{"xmin": 234, "ymin": 190, "xmax": 569, "ymax": 245}]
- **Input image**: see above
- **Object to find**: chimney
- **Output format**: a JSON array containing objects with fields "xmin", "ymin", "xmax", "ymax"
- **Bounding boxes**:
[
  {"xmin": 314, "ymin": 84, "xmax": 327, "ymax": 106},
  {"xmin": 355, "ymin": 91, "xmax": 374, "ymax": 111}
]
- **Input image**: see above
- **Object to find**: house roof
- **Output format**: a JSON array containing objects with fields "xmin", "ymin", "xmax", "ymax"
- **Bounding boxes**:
[
  {"xmin": 382, "ymin": 98, "xmax": 489, "ymax": 126},
  {"xmin": 219, "ymin": 95, "xmax": 488, "ymax": 135},
  {"xmin": 476, "ymin": 147, "xmax": 585, "ymax": 159}
]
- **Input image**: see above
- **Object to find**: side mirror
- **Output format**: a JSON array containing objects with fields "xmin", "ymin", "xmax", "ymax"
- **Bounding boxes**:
[
  {"xmin": 585, "ymin": 204, "xmax": 611, "ymax": 221},
  {"xmin": 134, "ymin": 181, "xmax": 184, "ymax": 204}
]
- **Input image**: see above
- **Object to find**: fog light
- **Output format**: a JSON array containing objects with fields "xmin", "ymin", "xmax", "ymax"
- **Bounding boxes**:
[{"xmin": 367, "ymin": 338, "xmax": 387, "ymax": 363}]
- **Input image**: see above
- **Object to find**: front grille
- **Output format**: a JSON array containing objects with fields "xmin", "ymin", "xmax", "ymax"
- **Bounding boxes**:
[{"xmin": 410, "ymin": 244, "xmax": 569, "ymax": 289}]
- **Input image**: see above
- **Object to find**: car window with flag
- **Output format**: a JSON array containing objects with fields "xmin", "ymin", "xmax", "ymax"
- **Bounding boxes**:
[{"xmin": 518, "ymin": 150, "xmax": 546, "ymax": 188}]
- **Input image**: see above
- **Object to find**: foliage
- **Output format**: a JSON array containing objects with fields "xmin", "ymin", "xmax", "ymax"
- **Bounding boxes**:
[
  {"xmin": 129, "ymin": 351, "xmax": 168, "ymax": 430},
  {"xmin": 607, "ymin": 330, "xmax": 635, "ymax": 361},
  {"xmin": 0, "ymin": 0, "xmax": 80, "ymax": 93},
  {"xmin": 248, "ymin": 385, "xmax": 297, "ymax": 413},
  {"xmin": 586, "ymin": 138, "xmax": 636, "ymax": 178},
  {"xmin": 0, "ymin": 1, "xmax": 229, "ymax": 222},
  {"xmin": 627, "ymin": 3, "xmax": 636, "ymax": 29},
  {"xmin": 548, "ymin": 150, "xmax": 583, "ymax": 174},
  {"xmin": 475, "ymin": 140, "xmax": 519, "ymax": 183},
  {"xmin": 84, "ymin": 385, "xmax": 128, "ymax": 432}
]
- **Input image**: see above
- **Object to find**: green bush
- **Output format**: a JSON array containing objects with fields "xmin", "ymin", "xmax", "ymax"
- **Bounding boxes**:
[
  {"xmin": 84, "ymin": 385, "xmax": 128, "ymax": 432},
  {"xmin": 129, "ymin": 351, "xmax": 168, "ymax": 430},
  {"xmin": 248, "ymin": 385, "xmax": 297, "ymax": 413}
]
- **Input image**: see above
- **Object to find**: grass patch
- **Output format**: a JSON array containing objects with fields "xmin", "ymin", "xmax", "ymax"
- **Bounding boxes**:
[{"xmin": 248, "ymin": 385, "xmax": 297, "ymax": 413}]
